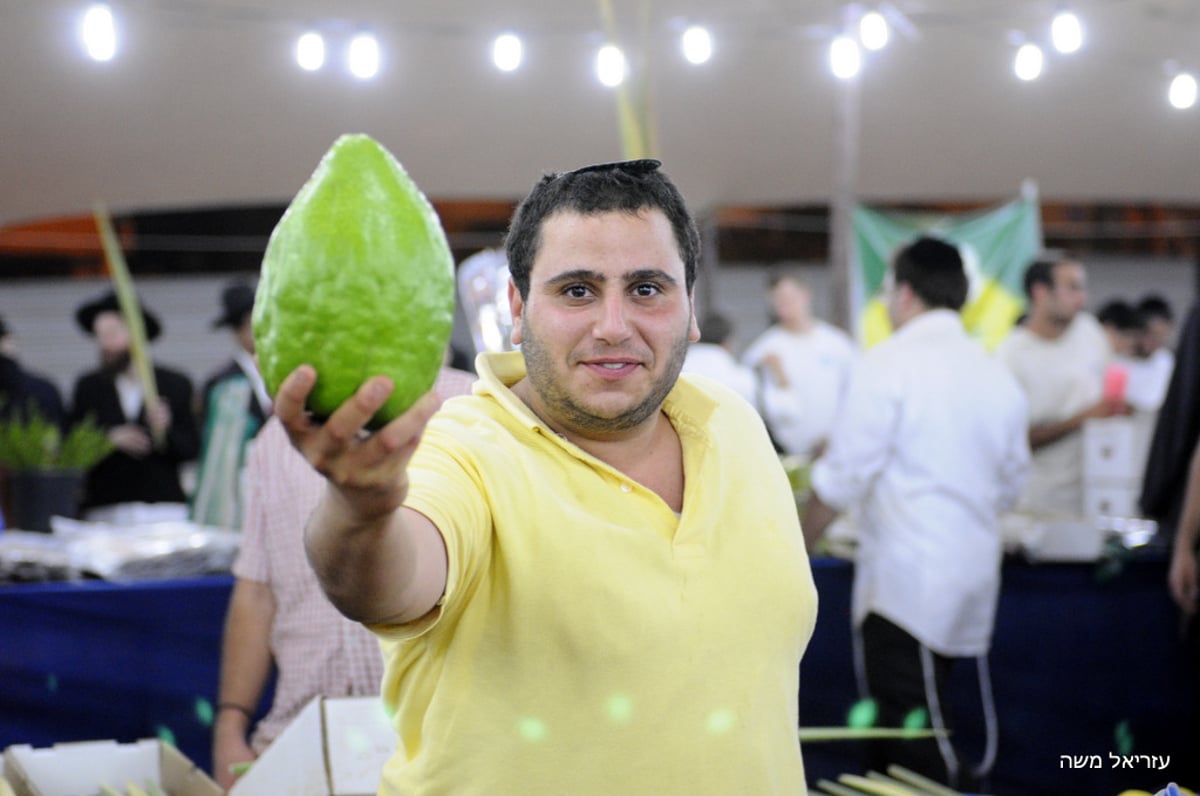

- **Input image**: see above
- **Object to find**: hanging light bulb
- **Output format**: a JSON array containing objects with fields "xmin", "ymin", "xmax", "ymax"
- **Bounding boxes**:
[
  {"xmin": 1051, "ymin": 10, "xmax": 1083, "ymax": 54},
  {"xmin": 347, "ymin": 32, "xmax": 380, "ymax": 79},
  {"xmin": 596, "ymin": 44, "xmax": 626, "ymax": 87},
  {"xmin": 492, "ymin": 33, "xmax": 523, "ymax": 72},
  {"xmin": 681, "ymin": 25, "xmax": 713, "ymax": 65},
  {"xmin": 295, "ymin": 31, "xmax": 325, "ymax": 72},
  {"xmin": 1168, "ymin": 72, "xmax": 1198, "ymax": 110},
  {"xmin": 1014, "ymin": 43, "xmax": 1044, "ymax": 81},
  {"xmin": 859, "ymin": 10, "xmax": 889, "ymax": 51},
  {"xmin": 829, "ymin": 35, "xmax": 861, "ymax": 80},
  {"xmin": 80, "ymin": 3, "xmax": 117, "ymax": 62}
]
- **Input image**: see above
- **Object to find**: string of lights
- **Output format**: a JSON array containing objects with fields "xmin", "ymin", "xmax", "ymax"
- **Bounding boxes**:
[{"xmin": 65, "ymin": 0, "xmax": 1198, "ymax": 110}]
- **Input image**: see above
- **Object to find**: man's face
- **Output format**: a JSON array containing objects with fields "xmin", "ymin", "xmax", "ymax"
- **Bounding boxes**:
[
  {"xmin": 1041, "ymin": 261, "xmax": 1088, "ymax": 324},
  {"xmin": 771, "ymin": 277, "xmax": 810, "ymax": 329},
  {"xmin": 509, "ymin": 208, "xmax": 699, "ymax": 437},
  {"xmin": 1141, "ymin": 317, "xmax": 1173, "ymax": 355},
  {"xmin": 93, "ymin": 311, "xmax": 131, "ymax": 367}
]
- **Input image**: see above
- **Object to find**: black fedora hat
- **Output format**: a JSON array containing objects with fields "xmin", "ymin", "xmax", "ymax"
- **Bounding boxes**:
[
  {"xmin": 75, "ymin": 289, "xmax": 162, "ymax": 341},
  {"xmin": 212, "ymin": 281, "xmax": 256, "ymax": 329}
]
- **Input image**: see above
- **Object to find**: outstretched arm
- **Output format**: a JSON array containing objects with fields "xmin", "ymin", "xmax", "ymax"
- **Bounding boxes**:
[{"xmin": 275, "ymin": 365, "xmax": 448, "ymax": 625}]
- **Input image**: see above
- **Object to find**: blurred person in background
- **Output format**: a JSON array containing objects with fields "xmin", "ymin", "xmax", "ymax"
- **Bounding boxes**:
[
  {"xmin": 1138, "ymin": 293, "xmax": 1177, "ymax": 357},
  {"xmin": 996, "ymin": 256, "xmax": 1122, "ymax": 518},
  {"xmin": 212, "ymin": 362, "xmax": 475, "ymax": 790},
  {"xmin": 0, "ymin": 315, "xmax": 65, "ymax": 426},
  {"xmin": 1097, "ymin": 298, "xmax": 1145, "ymax": 358},
  {"xmin": 681, "ymin": 309, "xmax": 757, "ymax": 405},
  {"xmin": 191, "ymin": 280, "xmax": 271, "ymax": 530},
  {"xmin": 69, "ymin": 290, "xmax": 200, "ymax": 519},
  {"xmin": 741, "ymin": 269, "xmax": 857, "ymax": 459},
  {"xmin": 803, "ymin": 237, "xmax": 1029, "ymax": 790}
]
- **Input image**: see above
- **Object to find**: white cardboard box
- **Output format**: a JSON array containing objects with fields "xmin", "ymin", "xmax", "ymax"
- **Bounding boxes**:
[
  {"xmin": 229, "ymin": 697, "xmax": 397, "ymax": 796},
  {"xmin": 2, "ymin": 738, "xmax": 221, "ymax": 796},
  {"xmin": 1082, "ymin": 413, "xmax": 1155, "ymax": 484},
  {"xmin": 1083, "ymin": 481, "xmax": 1142, "ymax": 519}
]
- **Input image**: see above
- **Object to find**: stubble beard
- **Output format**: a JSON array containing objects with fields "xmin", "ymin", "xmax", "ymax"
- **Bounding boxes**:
[{"xmin": 520, "ymin": 321, "xmax": 691, "ymax": 435}]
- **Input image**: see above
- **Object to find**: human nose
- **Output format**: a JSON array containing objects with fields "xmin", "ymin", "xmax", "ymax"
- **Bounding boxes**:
[{"xmin": 592, "ymin": 293, "xmax": 632, "ymax": 343}]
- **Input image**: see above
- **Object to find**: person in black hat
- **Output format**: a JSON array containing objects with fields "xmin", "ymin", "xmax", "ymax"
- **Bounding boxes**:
[
  {"xmin": 68, "ymin": 289, "xmax": 200, "ymax": 517},
  {"xmin": 0, "ymin": 315, "xmax": 65, "ymax": 427},
  {"xmin": 191, "ymin": 279, "xmax": 270, "ymax": 529}
]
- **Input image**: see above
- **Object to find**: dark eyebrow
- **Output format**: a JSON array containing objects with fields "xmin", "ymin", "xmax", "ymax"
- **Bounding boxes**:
[
  {"xmin": 542, "ymin": 268, "xmax": 680, "ymax": 290},
  {"xmin": 543, "ymin": 269, "xmax": 605, "ymax": 290},
  {"xmin": 626, "ymin": 268, "xmax": 679, "ymax": 287}
]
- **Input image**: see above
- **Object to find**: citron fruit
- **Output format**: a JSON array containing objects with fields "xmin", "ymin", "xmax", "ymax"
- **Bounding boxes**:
[{"xmin": 254, "ymin": 134, "xmax": 455, "ymax": 427}]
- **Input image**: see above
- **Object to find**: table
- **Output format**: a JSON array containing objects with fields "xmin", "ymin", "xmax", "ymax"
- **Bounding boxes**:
[
  {"xmin": 1, "ymin": 558, "xmax": 1193, "ymax": 794},
  {"xmin": 0, "ymin": 575, "xmax": 236, "ymax": 773},
  {"xmin": 801, "ymin": 554, "xmax": 1196, "ymax": 795}
]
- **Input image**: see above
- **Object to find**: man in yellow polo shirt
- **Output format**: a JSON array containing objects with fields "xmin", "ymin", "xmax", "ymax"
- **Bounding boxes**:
[{"xmin": 275, "ymin": 160, "xmax": 818, "ymax": 794}]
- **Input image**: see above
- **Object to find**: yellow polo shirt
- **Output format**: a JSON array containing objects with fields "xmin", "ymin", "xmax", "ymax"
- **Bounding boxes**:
[{"xmin": 374, "ymin": 351, "xmax": 817, "ymax": 795}]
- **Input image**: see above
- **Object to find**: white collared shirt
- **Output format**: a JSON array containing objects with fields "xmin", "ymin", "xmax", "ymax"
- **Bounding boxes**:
[{"xmin": 811, "ymin": 309, "xmax": 1030, "ymax": 656}]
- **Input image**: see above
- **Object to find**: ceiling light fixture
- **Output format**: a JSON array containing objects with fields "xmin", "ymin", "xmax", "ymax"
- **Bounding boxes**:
[{"xmin": 80, "ymin": 3, "xmax": 117, "ymax": 63}]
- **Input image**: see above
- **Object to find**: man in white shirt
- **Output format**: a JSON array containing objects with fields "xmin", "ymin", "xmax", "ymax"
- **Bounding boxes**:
[
  {"xmin": 996, "ymin": 257, "xmax": 1124, "ymax": 517},
  {"xmin": 741, "ymin": 271, "xmax": 857, "ymax": 458},
  {"xmin": 802, "ymin": 236, "xmax": 1030, "ymax": 789}
]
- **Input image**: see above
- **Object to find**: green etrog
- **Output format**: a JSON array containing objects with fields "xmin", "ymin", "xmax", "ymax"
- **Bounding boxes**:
[{"xmin": 253, "ymin": 133, "xmax": 455, "ymax": 428}]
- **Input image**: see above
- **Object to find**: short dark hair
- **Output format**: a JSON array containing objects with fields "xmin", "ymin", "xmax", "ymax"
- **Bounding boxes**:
[
  {"xmin": 1022, "ymin": 253, "xmax": 1077, "ymax": 300},
  {"xmin": 698, "ymin": 311, "xmax": 734, "ymax": 345},
  {"xmin": 1137, "ymin": 294, "xmax": 1173, "ymax": 323},
  {"xmin": 892, "ymin": 236, "xmax": 968, "ymax": 311},
  {"xmin": 503, "ymin": 159, "xmax": 700, "ymax": 300},
  {"xmin": 1097, "ymin": 299, "xmax": 1145, "ymax": 332}
]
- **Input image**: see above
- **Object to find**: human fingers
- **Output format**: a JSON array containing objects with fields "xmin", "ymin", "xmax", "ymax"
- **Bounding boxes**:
[
  {"xmin": 274, "ymin": 365, "xmax": 318, "ymax": 431},
  {"xmin": 372, "ymin": 390, "xmax": 442, "ymax": 455},
  {"xmin": 109, "ymin": 425, "xmax": 151, "ymax": 456},
  {"xmin": 1169, "ymin": 558, "xmax": 1198, "ymax": 614},
  {"xmin": 317, "ymin": 375, "xmax": 395, "ymax": 446}
]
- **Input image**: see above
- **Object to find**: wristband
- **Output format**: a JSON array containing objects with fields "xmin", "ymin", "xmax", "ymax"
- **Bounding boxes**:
[{"xmin": 216, "ymin": 702, "xmax": 254, "ymax": 718}]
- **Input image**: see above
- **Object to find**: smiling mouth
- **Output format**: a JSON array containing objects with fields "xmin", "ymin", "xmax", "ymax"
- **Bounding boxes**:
[{"xmin": 582, "ymin": 359, "xmax": 641, "ymax": 376}]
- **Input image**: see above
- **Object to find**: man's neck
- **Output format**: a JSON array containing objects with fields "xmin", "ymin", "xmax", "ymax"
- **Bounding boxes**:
[
  {"xmin": 783, "ymin": 318, "xmax": 814, "ymax": 334},
  {"xmin": 1026, "ymin": 313, "xmax": 1070, "ymax": 341}
]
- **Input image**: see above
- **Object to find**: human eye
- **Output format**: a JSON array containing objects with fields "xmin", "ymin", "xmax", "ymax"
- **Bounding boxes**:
[
  {"xmin": 632, "ymin": 282, "xmax": 662, "ymax": 298},
  {"xmin": 563, "ymin": 283, "xmax": 593, "ymax": 300}
]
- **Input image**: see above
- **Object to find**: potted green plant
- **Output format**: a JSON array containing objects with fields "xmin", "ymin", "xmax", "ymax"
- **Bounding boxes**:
[{"xmin": 0, "ymin": 407, "xmax": 113, "ymax": 532}]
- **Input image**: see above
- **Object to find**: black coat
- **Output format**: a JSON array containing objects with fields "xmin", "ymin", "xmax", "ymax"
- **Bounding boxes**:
[
  {"xmin": 0, "ymin": 355, "xmax": 65, "ymax": 427},
  {"xmin": 1140, "ymin": 299, "xmax": 1200, "ymax": 539},
  {"xmin": 69, "ymin": 365, "xmax": 200, "ymax": 511}
]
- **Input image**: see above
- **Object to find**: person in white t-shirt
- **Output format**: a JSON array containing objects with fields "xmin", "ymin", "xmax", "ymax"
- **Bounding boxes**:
[
  {"xmin": 802, "ymin": 236, "xmax": 1030, "ymax": 790},
  {"xmin": 741, "ymin": 271, "xmax": 857, "ymax": 458},
  {"xmin": 996, "ymin": 256, "xmax": 1125, "ymax": 517}
]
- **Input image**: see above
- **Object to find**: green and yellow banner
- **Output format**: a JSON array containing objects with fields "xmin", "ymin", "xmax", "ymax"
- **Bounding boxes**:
[{"xmin": 852, "ymin": 190, "xmax": 1043, "ymax": 349}]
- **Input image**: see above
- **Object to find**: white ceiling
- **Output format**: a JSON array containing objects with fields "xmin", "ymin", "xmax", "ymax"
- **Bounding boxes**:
[{"xmin": 2, "ymin": 0, "xmax": 1197, "ymax": 226}]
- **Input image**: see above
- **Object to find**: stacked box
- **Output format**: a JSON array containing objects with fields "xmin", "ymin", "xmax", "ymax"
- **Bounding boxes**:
[{"xmin": 1081, "ymin": 413, "xmax": 1155, "ymax": 519}]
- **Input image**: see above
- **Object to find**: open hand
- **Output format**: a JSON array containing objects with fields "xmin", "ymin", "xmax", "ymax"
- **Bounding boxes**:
[{"xmin": 273, "ymin": 365, "xmax": 442, "ymax": 520}]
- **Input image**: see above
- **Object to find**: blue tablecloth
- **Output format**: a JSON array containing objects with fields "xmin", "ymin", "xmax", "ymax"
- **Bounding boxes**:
[
  {"xmin": 0, "ymin": 558, "xmax": 1193, "ymax": 793},
  {"xmin": 801, "ymin": 554, "xmax": 1196, "ymax": 795},
  {"xmin": 0, "ymin": 575, "xmax": 235, "ymax": 774}
]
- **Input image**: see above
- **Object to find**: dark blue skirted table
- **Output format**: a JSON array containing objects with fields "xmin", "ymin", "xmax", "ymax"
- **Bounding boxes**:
[
  {"xmin": 0, "ymin": 575, "xmax": 236, "ymax": 773},
  {"xmin": 800, "ymin": 554, "xmax": 1196, "ymax": 795},
  {"xmin": 0, "ymin": 558, "xmax": 1194, "ymax": 793}
]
